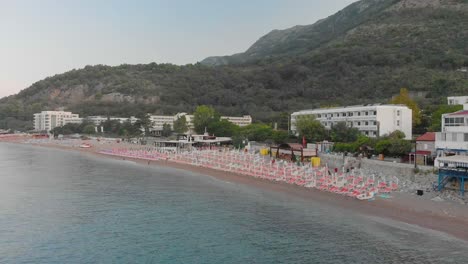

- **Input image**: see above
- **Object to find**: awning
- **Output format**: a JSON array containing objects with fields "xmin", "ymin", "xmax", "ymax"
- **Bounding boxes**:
[{"xmin": 437, "ymin": 155, "xmax": 468, "ymax": 168}]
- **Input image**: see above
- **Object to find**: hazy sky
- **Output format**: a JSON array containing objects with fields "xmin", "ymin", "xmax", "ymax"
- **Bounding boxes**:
[{"xmin": 0, "ymin": 0, "xmax": 357, "ymax": 98}]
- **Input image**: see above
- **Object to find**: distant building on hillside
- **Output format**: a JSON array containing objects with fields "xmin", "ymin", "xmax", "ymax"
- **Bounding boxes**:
[
  {"xmin": 33, "ymin": 111, "xmax": 79, "ymax": 132},
  {"xmin": 447, "ymin": 96, "xmax": 468, "ymax": 105},
  {"xmin": 291, "ymin": 104, "xmax": 412, "ymax": 140}
]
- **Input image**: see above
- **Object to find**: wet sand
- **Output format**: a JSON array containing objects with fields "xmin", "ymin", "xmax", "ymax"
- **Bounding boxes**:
[{"xmin": 6, "ymin": 139, "xmax": 468, "ymax": 241}]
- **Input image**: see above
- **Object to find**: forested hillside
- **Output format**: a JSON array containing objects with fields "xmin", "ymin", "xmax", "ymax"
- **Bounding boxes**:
[{"xmin": 1, "ymin": 0, "xmax": 468, "ymax": 131}]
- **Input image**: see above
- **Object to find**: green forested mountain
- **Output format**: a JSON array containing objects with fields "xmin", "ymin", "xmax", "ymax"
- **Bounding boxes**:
[{"xmin": 1, "ymin": 0, "xmax": 468, "ymax": 130}]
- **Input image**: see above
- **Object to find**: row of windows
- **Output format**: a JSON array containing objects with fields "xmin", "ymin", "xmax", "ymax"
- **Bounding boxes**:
[
  {"xmin": 316, "ymin": 111, "xmax": 378, "ymax": 118},
  {"xmin": 439, "ymin": 133, "xmax": 468, "ymax": 142},
  {"xmin": 444, "ymin": 117, "xmax": 466, "ymax": 126},
  {"xmin": 322, "ymin": 121, "xmax": 378, "ymax": 127},
  {"xmin": 364, "ymin": 131, "xmax": 378, "ymax": 136}
]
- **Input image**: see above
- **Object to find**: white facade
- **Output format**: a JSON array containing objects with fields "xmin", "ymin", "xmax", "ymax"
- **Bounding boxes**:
[
  {"xmin": 65, "ymin": 116, "xmax": 139, "ymax": 126},
  {"xmin": 435, "ymin": 105, "xmax": 468, "ymax": 154},
  {"xmin": 447, "ymin": 96, "xmax": 468, "ymax": 105},
  {"xmin": 40, "ymin": 110, "xmax": 252, "ymax": 134},
  {"xmin": 62, "ymin": 117, "xmax": 84, "ymax": 125},
  {"xmin": 149, "ymin": 115, "xmax": 177, "ymax": 131},
  {"xmin": 33, "ymin": 111, "xmax": 79, "ymax": 132},
  {"xmin": 291, "ymin": 104, "xmax": 412, "ymax": 140},
  {"xmin": 220, "ymin": 115, "xmax": 252, "ymax": 127}
]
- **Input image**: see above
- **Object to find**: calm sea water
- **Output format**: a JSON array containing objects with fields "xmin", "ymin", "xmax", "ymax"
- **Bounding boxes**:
[{"xmin": 1, "ymin": 143, "xmax": 467, "ymax": 264}]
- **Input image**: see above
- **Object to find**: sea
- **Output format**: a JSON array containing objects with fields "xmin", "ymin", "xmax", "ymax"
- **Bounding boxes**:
[{"xmin": 1, "ymin": 143, "xmax": 467, "ymax": 264}]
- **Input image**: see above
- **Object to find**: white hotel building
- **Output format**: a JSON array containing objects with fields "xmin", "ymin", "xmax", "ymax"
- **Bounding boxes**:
[
  {"xmin": 447, "ymin": 96, "xmax": 468, "ymax": 105},
  {"xmin": 291, "ymin": 104, "xmax": 412, "ymax": 140},
  {"xmin": 150, "ymin": 113, "xmax": 252, "ymax": 133},
  {"xmin": 33, "ymin": 111, "xmax": 80, "ymax": 132},
  {"xmin": 435, "ymin": 105, "xmax": 468, "ymax": 155}
]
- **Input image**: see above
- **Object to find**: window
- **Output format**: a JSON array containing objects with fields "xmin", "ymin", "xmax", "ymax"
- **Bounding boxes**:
[
  {"xmin": 397, "ymin": 110, "xmax": 400, "ymax": 116},
  {"xmin": 317, "ymin": 114, "xmax": 321, "ymax": 118},
  {"xmin": 358, "ymin": 112, "xmax": 361, "ymax": 116},
  {"xmin": 365, "ymin": 121, "xmax": 369, "ymax": 126},
  {"xmin": 397, "ymin": 120, "xmax": 400, "ymax": 126},
  {"xmin": 365, "ymin": 112, "xmax": 369, "ymax": 116},
  {"xmin": 465, "ymin": 133, "xmax": 468, "ymax": 142},
  {"xmin": 373, "ymin": 121, "xmax": 377, "ymax": 126},
  {"xmin": 445, "ymin": 117, "xmax": 464, "ymax": 127},
  {"xmin": 357, "ymin": 122, "xmax": 361, "ymax": 126}
]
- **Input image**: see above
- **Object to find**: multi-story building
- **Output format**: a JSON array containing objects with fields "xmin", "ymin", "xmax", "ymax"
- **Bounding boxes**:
[
  {"xmin": 221, "ymin": 115, "xmax": 252, "ymax": 127},
  {"xmin": 149, "ymin": 115, "xmax": 177, "ymax": 131},
  {"xmin": 447, "ymin": 96, "xmax": 468, "ymax": 105},
  {"xmin": 62, "ymin": 117, "xmax": 84, "ymax": 125},
  {"xmin": 435, "ymin": 106, "xmax": 468, "ymax": 155},
  {"xmin": 291, "ymin": 104, "xmax": 412, "ymax": 140},
  {"xmin": 68, "ymin": 116, "xmax": 138, "ymax": 126},
  {"xmin": 33, "ymin": 111, "xmax": 80, "ymax": 132},
  {"xmin": 39, "ymin": 111, "xmax": 252, "ymax": 135}
]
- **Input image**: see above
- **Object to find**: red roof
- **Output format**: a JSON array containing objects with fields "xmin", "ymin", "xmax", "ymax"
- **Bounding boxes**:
[
  {"xmin": 448, "ymin": 110, "xmax": 468, "ymax": 116},
  {"xmin": 416, "ymin": 132, "xmax": 435, "ymax": 142}
]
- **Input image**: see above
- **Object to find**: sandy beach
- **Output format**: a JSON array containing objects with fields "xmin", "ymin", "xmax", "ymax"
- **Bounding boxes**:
[{"xmin": 4, "ymin": 138, "xmax": 468, "ymax": 241}]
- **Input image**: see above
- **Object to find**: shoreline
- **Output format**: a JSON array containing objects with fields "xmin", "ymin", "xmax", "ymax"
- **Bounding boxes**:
[{"xmin": 4, "ymin": 140, "xmax": 468, "ymax": 241}]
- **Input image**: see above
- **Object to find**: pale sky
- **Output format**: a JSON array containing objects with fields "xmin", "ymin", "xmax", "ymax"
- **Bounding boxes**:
[{"xmin": 0, "ymin": 0, "xmax": 357, "ymax": 98}]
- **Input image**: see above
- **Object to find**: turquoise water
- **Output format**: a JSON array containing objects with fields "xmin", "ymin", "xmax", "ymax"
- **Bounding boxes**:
[{"xmin": 1, "ymin": 143, "xmax": 467, "ymax": 264}]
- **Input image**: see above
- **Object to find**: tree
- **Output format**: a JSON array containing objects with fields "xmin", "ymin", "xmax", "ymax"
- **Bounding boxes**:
[
  {"xmin": 134, "ymin": 114, "xmax": 153, "ymax": 135},
  {"xmin": 193, "ymin": 105, "xmax": 218, "ymax": 134},
  {"xmin": 428, "ymin": 104, "xmax": 463, "ymax": 131},
  {"xmin": 388, "ymin": 130, "xmax": 406, "ymax": 140},
  {"xmin": 294, "ymin": 115, "xmax": 327, "ymax": 142},
  {"xmin": 207, "ymin": 119, "xmax": 239, "ymax": 137},
  {"xmin": 82, "ymin": 124, "xmax": 96, "ymax": 135},
  {"xmin": 272, "ymin": 130, "xmax": 289, "ymax": 144},
  {"xmin": 173, "ymin": 115, "xmax": 189, "ymax": 134},
  {"xmin": 238, "ymin": 123, "xmax": 273, "ymax": 142},
  {"xmin": 390, "ymin": 88, "xmax": 421, "ymax": 127},
  {"xmin": 102, "ymin": 119, "xmax": 122, "ymax": 135},
  {"xmin": 161, "ymin": 123, "xmax": 172, "ymax": 137},
  {"xmin": 330, "ymin": 122, "xmax": 360, "ymax": 143}
]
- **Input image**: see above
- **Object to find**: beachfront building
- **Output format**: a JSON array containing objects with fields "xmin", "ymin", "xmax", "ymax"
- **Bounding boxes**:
[
  {"xmin": 447, "ymin": 96, "xmax": 468, "ymax": 105},
  {"xmin": 33, "ymin": 111, "xmax": 80, "ymax": 132},
  {"xmin": 435, "ymin": 105, "xmax": 468, "ymax": 156},
  {"xmin": 291, "ymin": 104, "xmax": 412, "ymax": 140},
  {"xmin": 410, "ymin": 132, "xmax": 436, "ymax": 166}
]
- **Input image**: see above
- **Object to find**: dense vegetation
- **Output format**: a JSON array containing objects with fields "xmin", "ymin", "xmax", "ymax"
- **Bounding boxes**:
[{"xmin": 1, "ymin": 0, "xmax": 468, "ymax": 131}]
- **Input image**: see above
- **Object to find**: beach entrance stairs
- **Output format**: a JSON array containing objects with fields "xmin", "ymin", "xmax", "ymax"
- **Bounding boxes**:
[
  {"xmin": 436, "ymin": 155, "xmax": 468, "ymax": 196},
  {"xmin": 437, "ymin": 168, "xmax": 468, "ymax": 196}
]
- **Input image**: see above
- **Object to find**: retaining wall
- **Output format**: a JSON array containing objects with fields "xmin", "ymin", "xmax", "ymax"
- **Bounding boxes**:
[{"xmin": 318, "ymin": 153, "xmax": 434, "ymax": 182}]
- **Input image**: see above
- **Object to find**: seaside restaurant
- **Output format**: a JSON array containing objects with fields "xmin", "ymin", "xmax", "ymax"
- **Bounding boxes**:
[
  {"xmin": 436, "ymin": 155, "xmax": 468, "ymax": 196},
  {"xmin": 269, "ymin": 143, "xmax": 317, "ymax": 162},
  {"xmin": 154, "ymin": 134, "xmax": 232, "ymax": 152}
]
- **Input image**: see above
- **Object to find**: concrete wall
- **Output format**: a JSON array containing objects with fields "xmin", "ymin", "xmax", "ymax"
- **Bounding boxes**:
[{"xmin": 318, "ymin": 153, "xmax": 433, "ymax": 182}]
